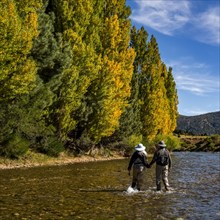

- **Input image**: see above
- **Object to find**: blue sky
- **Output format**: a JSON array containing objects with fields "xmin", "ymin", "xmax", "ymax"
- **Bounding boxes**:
[{"xmin": 126, "ymin": 0, "xmax": 220, "ymax": 116}]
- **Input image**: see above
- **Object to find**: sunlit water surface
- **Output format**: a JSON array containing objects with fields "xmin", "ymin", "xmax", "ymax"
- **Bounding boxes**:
[{"xmin": 0, "ymin": 152, "xmax": 219, "ymax": 220}]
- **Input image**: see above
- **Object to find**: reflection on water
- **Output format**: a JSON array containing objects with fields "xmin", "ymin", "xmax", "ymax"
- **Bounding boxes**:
[{"xmin": 0, "ymin": 152, "xmax": 219, "ymax": 220}]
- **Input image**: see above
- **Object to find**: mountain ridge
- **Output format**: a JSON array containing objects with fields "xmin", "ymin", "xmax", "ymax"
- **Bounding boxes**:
[{"xmin": 176, "ymin": 111, "xmax": 220, "ymax": 135}]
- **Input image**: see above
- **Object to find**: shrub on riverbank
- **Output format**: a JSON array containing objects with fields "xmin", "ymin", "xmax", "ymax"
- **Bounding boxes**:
[
  {"xmin": 141, "ymin": 134, "xmax": 181, "ymax": 154},
  {"xmin": 0, "ymin": 134, "xmax": 29, "ymax": 159},
  {"xmin": 108, "ymin": 134, "xmax": 181, "ymax": 157},
  {"xmin": 178, "ymin": 135, "xmax": 220, "ymax": 152},
  {"xmin": 35, "ymin": 136, "xmax": 64, "ymax": 157}
]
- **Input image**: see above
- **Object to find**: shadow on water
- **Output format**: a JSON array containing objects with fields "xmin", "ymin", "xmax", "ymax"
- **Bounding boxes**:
[{"xmin": 0, "ymin": 152, "xmax": 220, "ymax": 220}]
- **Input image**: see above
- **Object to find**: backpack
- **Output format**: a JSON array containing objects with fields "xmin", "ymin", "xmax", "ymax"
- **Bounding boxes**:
[{"xmin": 157, "ymin": 149, "xmax": 169, "ymax": 166}]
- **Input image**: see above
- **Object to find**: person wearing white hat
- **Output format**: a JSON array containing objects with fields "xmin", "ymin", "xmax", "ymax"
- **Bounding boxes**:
[
  {"xmin": 128, "ymin": 143, "xmax": 150, "ymax": 191},
  {"xmin": 149, "ymin": 140, "xmax": 172, "ymax": 191}
]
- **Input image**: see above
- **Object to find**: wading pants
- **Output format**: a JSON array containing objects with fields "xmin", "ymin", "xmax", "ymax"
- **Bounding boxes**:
[
  {"xmin": 132, "ymin": 165, "xmax": 144, "ymax": 190},
  {"xmin": 156, "ymin": 164, "xmax": 169, "ymax": 190}
]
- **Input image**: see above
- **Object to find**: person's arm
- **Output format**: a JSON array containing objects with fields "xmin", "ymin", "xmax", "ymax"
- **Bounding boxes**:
[
  {"xmin": 128, "ymin": 152, "xmax": 137, "ymax": 171},
  {"xmin": 149, "ymin": 151, "xmax": 157, "ymax": 167},
  {"xmin": 140, "ymin": 154, "xmax": 150, "ymax": 168}
]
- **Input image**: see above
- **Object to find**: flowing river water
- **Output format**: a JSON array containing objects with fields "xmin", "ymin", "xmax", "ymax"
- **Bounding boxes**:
[{"xmin": 0, "ymin": 152, "xmax": 220, "ymax": 220}]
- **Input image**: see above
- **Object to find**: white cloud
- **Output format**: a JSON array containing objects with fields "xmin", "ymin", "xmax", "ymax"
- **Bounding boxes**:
[
  {"xmin": 130, "ymin": 0, "xmax": 220, "ymax": 45},
  {"xmin": 131, "ymin": 0, "xmax": 190, "ymax": 35},
  {"xmin": 168, "ymin": 59, "xmax": 219, "ymax": 95},
  {"xmin": 192, "ymin": 7, "xmax": 220, "ymax": 45}
]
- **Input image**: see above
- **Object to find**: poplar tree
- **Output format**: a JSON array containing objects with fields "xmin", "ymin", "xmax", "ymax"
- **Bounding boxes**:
[
  {"xmin": 82, "ymin": 1, "xmax": 135, "ymax": 143},
  {"xmin": 0, "ymin": 0, "xmax": 55, "ymax": 157},
  {"xmin": 0, "ymin": 0, "xmax": 41, "ymax": 100},
  {"xmin": 47, "ymin": 0, "xmax": 101, "ymax": 140},
  {"xmin": 140, "ymin": 36, "xmax": 170, "ymax": 140},
  {"xmin": 165, "ymin": 67, "xmax": 179, "ymax": 132},
  {"xmin": 115, "ymin": 26, "xmax": 148, "ymax": 140}
]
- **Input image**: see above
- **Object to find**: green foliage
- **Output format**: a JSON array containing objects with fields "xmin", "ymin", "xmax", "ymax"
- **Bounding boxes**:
[
  {"xmin": 47, "ymin": 0, "xmax": 103, "ymax": 140},
  {"xmin": 122, "ymin": 134, "xmax": 143, "ymax": 148},
  {"xmin": 35, "ymin": 136, "xmax": 64, "ymax": 157},
  {"xmin": 0, "ymin": 76, "xmax": 57, "ymax": 158},
  {"xmin": 151, "ymin": 134, "xmax": 181, "ymax": 151},
  {"xmin": 0, "ymin": 133, "xmax": 29, "ymax": 159},
  {"xmin": 206, "ymin": 134, "xmax": 220, "ymax": 143},
  {"xmin": 115, "ymin": 102, "xmax": 142, "ymax": 140},
  {"xmin": 74, "ymin": 135, "xmax": 96, "ymax": 154},
  {"xmin": 178, "ymin": 135, "xmax": 220, "ymax": 152},
  {"xmin": 205, "ymin": 135, "xmax": 220, "ymax": 151},
  {"xmin": 31, "ymin": 11, "xmax": 63, "ymax": 82}
]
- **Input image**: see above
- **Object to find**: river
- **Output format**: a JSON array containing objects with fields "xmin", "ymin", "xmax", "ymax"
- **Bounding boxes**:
[{"xmin": 0, "ymin": 152, "xmax": 219, "ymax": 220}]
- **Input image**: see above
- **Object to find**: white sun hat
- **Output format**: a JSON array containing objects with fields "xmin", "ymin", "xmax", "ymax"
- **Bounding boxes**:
[{"xmin": 135, "ymin": 143, "xmax": 146, "ymax": 152}]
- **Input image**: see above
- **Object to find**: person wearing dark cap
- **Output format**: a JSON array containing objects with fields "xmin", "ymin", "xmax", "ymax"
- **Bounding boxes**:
[
  {"xmin": 128, "ymin": 143, "xmax": 150, "ymax": 191},
  {"xmin": 149, "ymin": 140, "xmax": 172, "ymax": 191}
]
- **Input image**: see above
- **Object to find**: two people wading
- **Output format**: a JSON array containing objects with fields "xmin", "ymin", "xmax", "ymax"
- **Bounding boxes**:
[{"xmin": 128, "ymin": 141, "xmax": 172, "ymax": 191}]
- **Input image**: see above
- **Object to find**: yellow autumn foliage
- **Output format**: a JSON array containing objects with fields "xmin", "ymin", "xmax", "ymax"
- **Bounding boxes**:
[{"xmin": 0, "ymin": 0, "xmax": 41, "ymax": 100}]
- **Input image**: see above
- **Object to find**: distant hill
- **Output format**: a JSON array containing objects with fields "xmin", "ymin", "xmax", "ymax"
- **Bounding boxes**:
[{"xmin": 176, "ymin": 111, "xmax": 220, "ymax": 135}]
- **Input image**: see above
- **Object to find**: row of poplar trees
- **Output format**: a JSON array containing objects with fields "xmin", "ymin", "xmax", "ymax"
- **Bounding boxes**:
[{"xmin": 0, "ymin": 0, "xmax": 178, "ymax": 158}]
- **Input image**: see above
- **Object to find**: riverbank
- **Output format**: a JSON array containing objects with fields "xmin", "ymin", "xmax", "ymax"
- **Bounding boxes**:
[
  {"xmin": 1, "ymin": 134, "xmax": 219, "ymax": 169},
  {"xmin": 0, "ymin": 151, "xmax": 125, "ymax": 170},
  {"xmin": 178, "ymin": 135, "xmax": 220, "ymax": 152}
]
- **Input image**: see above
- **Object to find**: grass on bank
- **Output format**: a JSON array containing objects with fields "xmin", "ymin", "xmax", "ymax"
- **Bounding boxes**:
[
  {"xmin": 0, "ymin": 149, "xmax": 124, "ymax": 169},
  {"xmin": 0, "ymin": 150, "xmax": 59, "ymax": 168}
]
